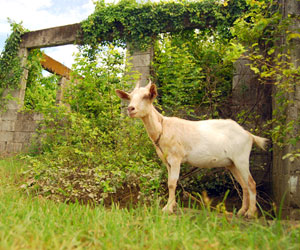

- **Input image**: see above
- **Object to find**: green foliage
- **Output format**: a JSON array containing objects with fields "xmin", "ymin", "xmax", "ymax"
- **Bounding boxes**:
[
  {"xmin": 154, "ymin": 31, "xmax": 233, "ymax": 118},
  {"xmin": 24, "ymin": 49, "xmax": 58, "ymax": 112},
  {"xmin": 0, "ymin": 21, "xmax": 57, "ymax": 113},
  {"xmin": 81, "ymin": 0, "xmax": 247, "ymax": 52},
  {"xmin": 180, "ymin": 166, "xmax": 233, "ymax": 196},
  {"xmin": 24, "ymin": 45, "xmax": 164, "ymax": 204},
  {"xmin": 0, "ymin": 20, "xmax": 27, "ymax": 110},
  {"xmin": 25, "ymin": 112, "xmax": 163, "ymax": 204}
]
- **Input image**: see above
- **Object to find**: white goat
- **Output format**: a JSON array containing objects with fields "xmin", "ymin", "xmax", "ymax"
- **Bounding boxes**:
[{"xmin": 116, "ymin": 80, "xmax": 268, "ymax": 218}]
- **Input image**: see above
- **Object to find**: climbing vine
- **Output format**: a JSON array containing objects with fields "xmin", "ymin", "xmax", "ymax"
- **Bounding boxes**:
[
  {"xmin": 81, "ymin": 0, "xmax": 247, "ymax": 52},
  {"xmin": 0, "ymin": 20, "xmax": 27, "ymax": 110}
]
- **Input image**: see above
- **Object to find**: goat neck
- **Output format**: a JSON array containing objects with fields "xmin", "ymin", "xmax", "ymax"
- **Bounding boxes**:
[{"xmin": 141, "ymin": 105, "xmax": 164, "ymax": 144}]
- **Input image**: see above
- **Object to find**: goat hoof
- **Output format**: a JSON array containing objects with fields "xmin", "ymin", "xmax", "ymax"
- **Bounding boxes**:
[
  {"xmin": 162, "ymin": 206, "xmax": 173, "ymax": 214},
  {"xmin": 162, "ymin": 203, "xmax": 176, "ymax": 214},
  {"xmin": 244, "ymin": 210, "xmax": 257, "ymax": 219},
  {"xmin": 237, "ymin": 208, "xmax": 247, "ymax": 217}
]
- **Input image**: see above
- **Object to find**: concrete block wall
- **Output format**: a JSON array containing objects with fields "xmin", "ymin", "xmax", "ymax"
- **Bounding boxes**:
[
  {"xmin": 0, "ymin": 110, "xmax": 42, "ymax": 154},
  {"xmin": 272, "ymin": 83, "xmax": 300, "ymax": 219},
  {"xmin": 127, "ymin": 46, "xmax": 153, "ymax": 87},
  {"xmin": 232, "ymin": 57, "xmax": 272, "ymax": 195}
]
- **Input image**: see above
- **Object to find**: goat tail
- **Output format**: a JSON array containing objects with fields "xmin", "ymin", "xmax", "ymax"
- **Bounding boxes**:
[{"xmin": 250, "ymin": 133, "xmax": 269, "ymax": 151}]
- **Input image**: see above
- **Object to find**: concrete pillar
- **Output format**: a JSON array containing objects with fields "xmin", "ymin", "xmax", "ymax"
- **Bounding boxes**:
[
  {"xmin": 127, "ymin": 46, "xmax": 154, "ymax": 87},
  {"xmin": 272, "ymin": 0, "xmax": 300, "ymax": 219},
  {"xmin": 1, "ymin": 48, "xmax": 29, "ymax": 111},
  {"xmin": 56, "ymin": 76, "xmax": 67, "ymax": 105},
  {"xmin": 0, "ymin": 48, "xmax": 34, "ymax": 154}
]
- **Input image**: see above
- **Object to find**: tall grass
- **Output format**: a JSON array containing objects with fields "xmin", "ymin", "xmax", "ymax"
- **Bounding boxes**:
[{"xmin": 0, "ymin": 158, "xmax": 299, "ymax": 249}]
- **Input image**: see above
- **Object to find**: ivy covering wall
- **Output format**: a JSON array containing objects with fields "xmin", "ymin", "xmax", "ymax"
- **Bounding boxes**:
[{"xmin": 81, "ymin": 0, "xmax": 247, "ymax": 51}]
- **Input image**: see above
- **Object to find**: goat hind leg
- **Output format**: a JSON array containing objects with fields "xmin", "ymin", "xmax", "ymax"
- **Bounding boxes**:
[
  {"xmin": 227, "ymin": 164, "xmax": 250, "ymax": 216},
  {"xmin": 244, "ymin": 174, "xmax": 257, "ymax": 218},
  {"xmin": 231, "ymin": 161, "xmax": 257, "ymax": 218}
]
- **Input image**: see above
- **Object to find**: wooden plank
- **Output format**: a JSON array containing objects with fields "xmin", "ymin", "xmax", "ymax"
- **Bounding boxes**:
[
  {"xmin": 40, "ymin": 53, "xmax": 71, "ymax": 79},
  {"xmin": 21, "ymin": 23, "xmax": 83, "ymax": 49}
]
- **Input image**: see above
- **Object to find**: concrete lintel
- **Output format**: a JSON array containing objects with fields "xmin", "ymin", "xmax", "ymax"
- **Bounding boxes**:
[{"xmin": 21, "ymin": 23, "xmax": 83, "ymax": 49}]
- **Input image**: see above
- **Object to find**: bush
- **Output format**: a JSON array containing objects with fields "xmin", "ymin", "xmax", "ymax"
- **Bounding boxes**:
[
  {"xmin": 153, "ymin": 31, "xmax": 233, "ymax": 119},
  {"xmin": 23, "ymin": 45, "xmax": 165, "ymax": 205},
  {"xmin": 24, "ymin": 110, "xmax": 164, "ymax": 205}
]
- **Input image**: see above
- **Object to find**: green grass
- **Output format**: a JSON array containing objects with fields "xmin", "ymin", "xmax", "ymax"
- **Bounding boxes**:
[{"xmin": 0, "ymin": 158, "xmax": 299, "ymax": 250}]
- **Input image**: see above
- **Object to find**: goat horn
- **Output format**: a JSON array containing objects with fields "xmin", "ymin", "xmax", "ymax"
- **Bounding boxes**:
[{"xmin": 135, "ymin": 79, "xmax": 141, "ymax": 89}]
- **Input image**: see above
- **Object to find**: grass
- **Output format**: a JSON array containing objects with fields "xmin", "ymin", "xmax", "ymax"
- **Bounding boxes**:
[{"xmin": 0, "ymin": 157, "xmax": 299, "ymax": 249}]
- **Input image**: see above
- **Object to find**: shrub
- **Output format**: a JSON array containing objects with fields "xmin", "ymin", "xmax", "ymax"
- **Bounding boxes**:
[{"xmin": 23, "ymin": 45, "xmax": 165, "ymax": 205}]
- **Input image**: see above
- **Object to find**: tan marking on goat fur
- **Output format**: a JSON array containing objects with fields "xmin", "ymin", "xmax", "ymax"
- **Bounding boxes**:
[
  {"xmin": 248, "ymin": 175, "xmax": 257, "ymax": 195},
  {"xmin": 227, "ymin": 165, "xmax": 250, "ymax": 215}
]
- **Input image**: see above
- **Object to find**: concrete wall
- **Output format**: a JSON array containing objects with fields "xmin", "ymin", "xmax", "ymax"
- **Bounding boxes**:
[
  {"xmin": 127, "ymin": 46, "xmax": 153, "ymax": 87},
  {"xmin": 272, "ymin": 0, "xmax": 300, "ymax": 219},
  {"xmin": 0, "ymin": 48, "xmax": 34, "ymax": 155},
  {"xmin": 0, "ymin": 110, "xmax": 42, "ymax": 154},
  {"xmin": 232, "ymin": 57, "xmax": 273, "ymax": 196}
]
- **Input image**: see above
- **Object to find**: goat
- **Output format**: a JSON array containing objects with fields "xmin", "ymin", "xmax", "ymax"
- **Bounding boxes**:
[{"xmin": 116, "ymin": 80, "xmax": 268, "ymax": 218}]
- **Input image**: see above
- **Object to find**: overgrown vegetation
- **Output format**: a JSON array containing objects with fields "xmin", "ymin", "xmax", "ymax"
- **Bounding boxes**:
[
  {"xmin": 0, "ymin": 0, "xmax": 299, "ymax": 207},
  {"xmin": 81, "ymin": 0, "xmax": 247, "ymax": 51},
  {"xmin": 23, "ymin": 45, "xmax": 165, "ymax": 204},
  {"xmin": 24, "ymin": 49, "xmax": 59, "ymax": 111},
  {"xmin": 154, "ymin": 32, "xmax": 233, "ymax": 119}
]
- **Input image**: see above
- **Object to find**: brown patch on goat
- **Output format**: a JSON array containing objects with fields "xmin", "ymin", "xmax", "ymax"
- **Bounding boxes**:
[{"xmin": 248, "ymin": 175, "xmax": 256, "ymax": 195}]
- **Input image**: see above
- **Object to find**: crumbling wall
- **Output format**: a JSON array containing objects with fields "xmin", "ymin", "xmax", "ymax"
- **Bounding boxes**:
[
  {"xmin": 272, "ymin": 0, "xmax": 300, "ymax": 219},
  {"xmin": 232, "ymin": 57, "xmax": 273, "ymax": 198},
  {"xmin": 0, "ymin": 110, "xmax": 42, "ymax": 154}
]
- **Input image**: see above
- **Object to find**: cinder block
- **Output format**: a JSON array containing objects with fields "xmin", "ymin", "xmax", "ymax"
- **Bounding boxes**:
[
  {"xmin": 0, "ymin": 142, "xmax": 6, "ymax": 152},
  {"xmin": 6, "ymin": 142, "xmax": 23, "ymax": 153},
  {"xmin": 0, "ymin": 131, "xmax": 14, "ymax": 142},
  {"xmin": 233, "ymin": 58, "xmax": 255, "ymax": 76},
  {"xmin": 0, "ymin": 109, "xmax": 18, "ymax": 121},
  {"xmin": 0, "ymin": 121, "xmax": 15, "ymax": 131},
  {"xmin": 129, "ymin": 66, "xmax": 150, "ymax": 86},
  {"xmin": 13, "ymin": 132, "xmax": 33, "ymax": 143},
  {"xmin": 131, "ymin": 54, "xmax": 151, "ymax": 67},
  {"xmin": 33, "ymin": 113, "xmax": 43, "ymax": 121},
  {"xmin": 14, "ymin": 120, "xmax": 38, "ymax": 132},
  {"xmin": 17, "ymin": 111, "xmax": 35, "ymax": 121}
]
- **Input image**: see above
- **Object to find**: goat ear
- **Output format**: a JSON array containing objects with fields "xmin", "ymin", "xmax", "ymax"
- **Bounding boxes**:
[
  {"xmin": 115, "ymin": 89, "xmax": 130, "ymax": 100},
  {"xmin": 149, "ymin": 84, "xmax": 157, "ymax": 100}
]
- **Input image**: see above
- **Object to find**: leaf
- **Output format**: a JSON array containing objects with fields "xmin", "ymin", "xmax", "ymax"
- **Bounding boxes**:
[
  {"xmin": 250, "ymin": 66, "xmax": 260, "ymax": 74},
  {"xmin": 287, "ymin": 33, "xmax": 300, "ymax": 41},
  {"xmin": 267, "ymin": 48, "xmax": 275, "ymax": 55}
]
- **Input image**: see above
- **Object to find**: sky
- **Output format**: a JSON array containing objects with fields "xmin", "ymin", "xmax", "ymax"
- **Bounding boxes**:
[{"xmin": 0, "ymin": 0, "xmax": 96, "ymax": 68}]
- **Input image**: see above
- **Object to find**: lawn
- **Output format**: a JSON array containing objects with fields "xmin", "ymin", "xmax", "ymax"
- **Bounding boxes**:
[{"xmin": 0, "ymin": 157, "xmax": 299, "ymax": 250}]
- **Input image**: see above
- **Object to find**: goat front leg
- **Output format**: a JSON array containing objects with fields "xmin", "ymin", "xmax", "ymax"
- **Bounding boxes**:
[{"xmin": 162, "ymin": 157, "xmax": 180, "ymax": 214}]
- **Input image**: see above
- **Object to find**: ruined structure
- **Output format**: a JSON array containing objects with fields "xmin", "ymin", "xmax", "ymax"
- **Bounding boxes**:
[{"xmin": 0, "ymin": 0, "xmax": 299, "ymax": 218}]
